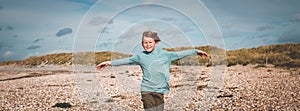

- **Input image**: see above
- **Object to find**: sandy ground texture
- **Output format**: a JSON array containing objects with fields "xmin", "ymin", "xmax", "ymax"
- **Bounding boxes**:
[{"xmin": 0, "ymin": 65, "xmax": 299, "ymax": 110}]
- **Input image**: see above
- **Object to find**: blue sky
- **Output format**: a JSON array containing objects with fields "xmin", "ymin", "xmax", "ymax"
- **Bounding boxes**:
[{"xmin": 0, "ymin": 0, "xmax": 300, "ymax": 62}]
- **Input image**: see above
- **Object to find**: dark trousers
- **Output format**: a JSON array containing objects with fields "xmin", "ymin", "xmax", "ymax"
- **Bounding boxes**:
[{"xmin": 141, "ymin": 92, "xmax": 164, "ymax": 111}]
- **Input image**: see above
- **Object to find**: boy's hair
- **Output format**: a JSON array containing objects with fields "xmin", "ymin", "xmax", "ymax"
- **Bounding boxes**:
[{"xmin": 142, "ymin": 31, "xmax": 161, "ymax": 42}]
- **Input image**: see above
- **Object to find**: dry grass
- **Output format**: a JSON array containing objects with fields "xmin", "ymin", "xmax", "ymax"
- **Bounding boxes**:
[{"xmin": 1, "ymin": 43, "xmax": 299, "ymax": 68}]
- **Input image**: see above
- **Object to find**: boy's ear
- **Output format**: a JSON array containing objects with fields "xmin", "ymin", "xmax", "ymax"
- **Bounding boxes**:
[{"xmin": 155, "ymin": 42, "xmax": 158, "ymax": 47}]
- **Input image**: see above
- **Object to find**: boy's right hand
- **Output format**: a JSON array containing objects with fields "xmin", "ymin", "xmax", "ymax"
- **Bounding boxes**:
[
  {"xmin": 197, "ymin": 50, "xmax": 209, "ymax": 58},
  {"xmin": 96, "ymin": 61, "xmax": 111, "ymax": 71}
]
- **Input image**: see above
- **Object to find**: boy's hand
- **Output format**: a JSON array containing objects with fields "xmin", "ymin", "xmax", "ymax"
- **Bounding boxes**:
[
  {"xmin": 197, "ymin": 50, "xmax": 209, "ymax": 58},
  {"xmin": 96, "ymin": 61, "xmax": 111, "ymax": 71}
]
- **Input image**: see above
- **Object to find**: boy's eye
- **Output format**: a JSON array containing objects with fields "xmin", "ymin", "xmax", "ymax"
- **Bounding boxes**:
[{"xmin": 142, "ymin": 41, "xmax": 154, "ymax": 44}]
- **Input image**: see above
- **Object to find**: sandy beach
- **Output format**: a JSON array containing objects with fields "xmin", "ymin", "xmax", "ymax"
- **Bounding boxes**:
[{"xmin": 0, "ymin": 65, "xmax": 299, "ymax": 110}]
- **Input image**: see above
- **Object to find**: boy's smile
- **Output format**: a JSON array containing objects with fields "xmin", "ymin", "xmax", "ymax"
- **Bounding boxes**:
[{"xmin": 142, "ymin": 37, "xmax": 158, "ymax": 52}]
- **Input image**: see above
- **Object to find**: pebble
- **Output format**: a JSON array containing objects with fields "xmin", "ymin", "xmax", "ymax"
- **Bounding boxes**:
[{"xmin": 0, "ymin": 65, "xmax": 299, "ymax": 110}]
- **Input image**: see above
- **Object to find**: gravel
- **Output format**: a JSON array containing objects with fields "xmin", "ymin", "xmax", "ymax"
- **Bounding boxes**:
[{"xmin": 0, "ymin": 65, "xmax": 299, "ymax": 110}]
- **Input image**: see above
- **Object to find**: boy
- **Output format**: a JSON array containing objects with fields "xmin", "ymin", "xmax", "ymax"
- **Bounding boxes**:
[{"xmin": 96, "ymin": 31, "xmax": 208, "ymax": 111}]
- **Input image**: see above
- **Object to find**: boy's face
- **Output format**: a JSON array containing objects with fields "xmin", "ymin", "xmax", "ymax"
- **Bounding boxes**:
[{"xmin": 142, "ymin": 37, "xmax": 158, "ymax": 52}]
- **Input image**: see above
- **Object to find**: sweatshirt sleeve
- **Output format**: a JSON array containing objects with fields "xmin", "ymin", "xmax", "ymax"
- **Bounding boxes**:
[
  {"xmin": 168, "ymin": 49, "xmax": 198, "ymax": 61},
  {"xmin": 111, "ymin": 55, "xmax": 139, "ymax": 66}
]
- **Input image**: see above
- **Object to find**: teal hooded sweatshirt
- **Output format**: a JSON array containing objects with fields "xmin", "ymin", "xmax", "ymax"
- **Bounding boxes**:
[{"xmin": 111, "ymin": 48, "xmax": 198, "ymax": 94}]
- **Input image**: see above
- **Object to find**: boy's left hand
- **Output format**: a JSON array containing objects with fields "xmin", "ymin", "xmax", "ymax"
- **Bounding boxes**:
[{"xmin": 197, "ymin": 50, "xmax": 209, "ymax": 58}]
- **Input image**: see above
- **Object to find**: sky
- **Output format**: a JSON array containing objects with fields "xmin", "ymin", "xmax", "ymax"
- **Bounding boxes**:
[{"xmin": 0, "ymin": 0, "xmax": 300, "ymax": 62}]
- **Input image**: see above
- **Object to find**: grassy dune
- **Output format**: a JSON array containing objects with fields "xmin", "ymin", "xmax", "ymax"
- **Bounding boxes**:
[
  {"xmin": 1, "ymin": 43, "xmax": 299, "ymax": 68},
  {"xmin": 226, "ymin": 43, "xmax": 300, "ymax": 67}
]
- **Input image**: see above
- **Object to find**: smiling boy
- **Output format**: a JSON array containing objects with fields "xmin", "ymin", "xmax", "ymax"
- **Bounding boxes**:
[{"xmin": 96, "ymin": 31, "xmax": 208, "ymax": 111}]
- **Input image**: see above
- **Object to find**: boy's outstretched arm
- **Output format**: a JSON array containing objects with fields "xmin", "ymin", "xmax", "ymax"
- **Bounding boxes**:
[
  {"xmin": 96, "ymin": 55, "xmax": 139, "ymax": 72},
  {"xmin": 96, "ymin": 61, "xmax": 111, "ymax": 71},
  {"xmin": 169, "ymin": 49, "xmax": 209, "ymax": 61}
]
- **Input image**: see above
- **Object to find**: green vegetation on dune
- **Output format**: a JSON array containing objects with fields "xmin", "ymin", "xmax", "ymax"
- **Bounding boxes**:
[
  {"xmin": 0, "ymin": 52, "xmax": 131, "ymax": 67},
  {"xmin": 1, "ymin": 43, "xmax": 299, "ymax": 68},
  {"xmin": 0, "ymin": 53, "xmax": 72, "ymax": 67},
  {"xmin": 226, "ymin": 43, "xmax": 300, "ymax": 67}
]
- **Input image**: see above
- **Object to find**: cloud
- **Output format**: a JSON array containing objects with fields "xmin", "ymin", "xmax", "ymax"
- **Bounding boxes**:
[
  {"xmin": 143, "ymin": 0, "xmax": 161, "ymax": 4},
  {"xmin": 12, "ymin": 35, "xmax": 18, "ymax": 38},
  {"xmin": 6, "ymin": 25, "xmax": 13, "ymax": 30},
  {"xmin": 97, "ymin": 41, "xmax": 113, "ymax": 48},
  {"xmin": 56, "ymin": 28, "xmax": 72, "ymax": 37},
  {"xmin": 0, "ymin": 25, "xmax": 14, "ymax": 31},
  {"xmin": 261, "ymin": 38, "xmax": 277, "ymax": 44},
  {"xmin": 178, "ymin": 23, "xmax": 194, "ymax": 32},
  {"xmin": 102, "ymin": 27, "xmax": 110, "ymax": 33},
  {"xmin": 290, "ymin": 13, "xmax": 300, "ymax": 23},
  {"xmin": 27, "ymin": 45, "xmax": 41, "ymax": 50},
  {"xmin": 277, "ymin": 29, "xmax": 300, "ymax": 43},
  {"xmin": 33, "ymin": 38, "xmax": 43, "ymax": 43},
  {"xmin": 160, "ymin": 17, "xmax": 175, "ymax": 21},
  {"xmin": 257, "ymin": 34, "xmax": 269, "ymax": 38},
  {"xmin": 256, "ymin": 25, "xmax": 275, "ymax": 31},
  {"xmin": 88, "ymin": 16, "xmax": 114, "ymax": 26},
  {"xmin": 222, "ymin": 23, "xmax": 233, "ymax": 30},
  {"xmin": 88, "ymin": 0, "xmax": 98, "ymax": 3},
  {"xmin": 69, "ymin": 0, "xmax": 97, "ymax": 6},
  {"xmin": 45, "ymin": 49, "xmax": 72, "ymax": 55},
  {"xmin": 3, "ymin": 51, "xmax": 13, "ymax": 57},
  {"xmin": 0, "ymin": 42, "xmax": 13, "ymax": 49}
]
